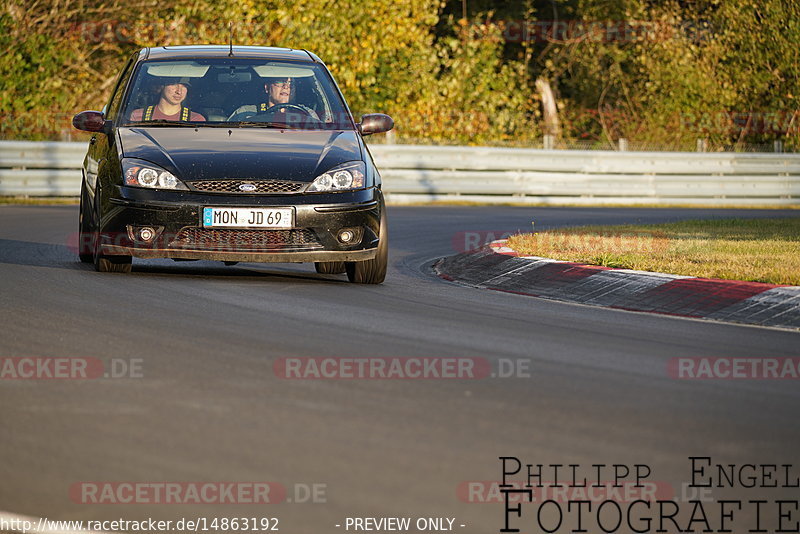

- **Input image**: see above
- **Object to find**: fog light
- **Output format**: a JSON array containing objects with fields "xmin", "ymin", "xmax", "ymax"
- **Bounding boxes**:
[
  {"xmin": 138, "ymin": 227, "xmax": 156, "ymax": 242},
  {"xmin": 336, "ymin": 227, "xmax": 363, "ymax": 245},
  {"xmin": 339, "ymin": 230, "xmax": 355, "ymax": 243},
  {"xmin": 127, "ymin": 225, "xmax": 163, "ymax": 244}
]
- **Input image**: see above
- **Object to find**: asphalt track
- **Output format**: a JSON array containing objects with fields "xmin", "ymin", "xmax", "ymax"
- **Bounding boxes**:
[{"xmin": 0, "ymin": 205, "xmax": 799, "ymax": 533}]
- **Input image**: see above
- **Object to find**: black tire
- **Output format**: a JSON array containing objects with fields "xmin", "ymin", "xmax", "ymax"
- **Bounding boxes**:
[
  {"xmin": 78, "ymin": 179, "xmax": 93, "ymax": 263},
  {"xmin": 95, "ymin": 253, "xmax": 133, "ymax": 273},
  {"xmin": 91, "ymin": 184, "xmax": 132, "ymax": 274},
  {"xmin": 345, "ymin": 211, "xmax": 387, "ymax": 284},
  {"xmin": 315, "ymin": 261, "xmax": 346, "ymax": 274}
]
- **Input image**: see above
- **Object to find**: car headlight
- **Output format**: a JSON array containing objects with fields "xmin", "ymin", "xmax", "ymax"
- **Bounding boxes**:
[
  {"xmin": 122, "ymin": 159, "xmax": 188, "ymax": 190},
  {"xmin": 307, "ymin": 162, "xmax": 366, "ymax": 192}
]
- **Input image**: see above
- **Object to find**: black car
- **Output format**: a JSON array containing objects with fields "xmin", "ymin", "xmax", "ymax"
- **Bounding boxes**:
[{"xmin": 73, "ymin": 45, "xmax": 393, "ymax": 283}]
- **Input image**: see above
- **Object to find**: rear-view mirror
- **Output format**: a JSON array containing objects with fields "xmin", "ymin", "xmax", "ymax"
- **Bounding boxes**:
[
  {"xmin": 72, "ymin": 110, "xmax": 107, "ymax": 133},
  {"xmin": 359, "ymin": 113, "xmax": 394, "ymax": 135}
]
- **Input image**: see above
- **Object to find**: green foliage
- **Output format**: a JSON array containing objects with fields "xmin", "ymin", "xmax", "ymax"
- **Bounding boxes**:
[
  {"xmin": 534, "ymin": 0, "xmax": 799, "ymax": 148},
  {"xmin": 1, "ymin": 0, "xmax": 797, "ymax": 148}
]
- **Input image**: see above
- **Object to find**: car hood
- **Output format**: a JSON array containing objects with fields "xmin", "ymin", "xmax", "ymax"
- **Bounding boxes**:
[{"xmin": 118, "ymin": 127, "xmax": 362, "ymax": 182}]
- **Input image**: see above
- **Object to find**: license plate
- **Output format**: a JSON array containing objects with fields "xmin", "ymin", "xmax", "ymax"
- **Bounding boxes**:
[{"xmin": 202, "ymin": 207, "xmax": 293, "ymax": 228}]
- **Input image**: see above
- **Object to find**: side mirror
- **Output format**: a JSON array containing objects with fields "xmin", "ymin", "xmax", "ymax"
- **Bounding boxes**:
[
  {"xmin": 72, "ymin": 110, "xmax": 109, "ymax": 133},
  {"xmin": 358, "ymin": 113, "xmax": 394, "ymax": 136}
]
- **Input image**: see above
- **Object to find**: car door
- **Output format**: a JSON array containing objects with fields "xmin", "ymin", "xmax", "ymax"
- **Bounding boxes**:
[{"xmin": 84, "ymin": 54, "xmax": 136, "ymax": 206}]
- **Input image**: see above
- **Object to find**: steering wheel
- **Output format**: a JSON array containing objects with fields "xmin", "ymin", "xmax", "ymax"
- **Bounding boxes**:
[
  {"xmin": 250, "ymin": 104, "xmax": 324, "ymax": 127},
  {"xmin": 227, "ymin": 104, "xmax": 315, "ymax": 122},
  {"xmin": 259, "ymin": 103, "xmax": 313, "ymax": 116}
]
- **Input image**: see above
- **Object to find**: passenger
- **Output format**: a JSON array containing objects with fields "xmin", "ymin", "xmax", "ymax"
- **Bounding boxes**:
[{"xmin": 130, "ymin": 77, "xmax": 205, "ymax": 122}]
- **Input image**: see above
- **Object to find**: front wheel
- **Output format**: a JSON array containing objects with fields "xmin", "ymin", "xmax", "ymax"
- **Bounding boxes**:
[
  {"xmin": 78, "ymin": 179, "xmax": 93, "ymax": 263},
  {"xmin": 345, "ymin": 211, "xmax": 387, "ymax": 284},
  {"xmin": 91, "ymin": 185, "xmax": 132, "ymax": 273},
  {"xmin": 93, "ymin": 227, "xmax": 132, "ymax": 273},
  {"xmin": 95, "ymin": 253, "xmax": 133, "ymax": 273},
  {"xmin": 315, "ymin": 261, "xmax": 346, "ymax": 274}
]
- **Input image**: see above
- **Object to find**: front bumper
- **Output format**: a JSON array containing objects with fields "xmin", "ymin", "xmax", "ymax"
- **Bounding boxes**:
[
  {"xmin": 97, "ymin": 186, "xmax": 382, "ymax": 263},
  {"xmin": 101, "ymin": 245, "xmax": 377, "ymax": 263}
]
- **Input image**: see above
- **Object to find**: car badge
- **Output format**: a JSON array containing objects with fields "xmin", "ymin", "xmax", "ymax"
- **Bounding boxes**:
[{"xmin": 239, "ymin": 183, "xmax": 257, "ymax": 192}]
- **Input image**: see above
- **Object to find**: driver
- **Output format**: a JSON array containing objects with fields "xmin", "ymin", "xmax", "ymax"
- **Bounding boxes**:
[
  {"xmin": 227, "ymin": 77, "xmax": 319, "ymax": 121},
  {"xmin": 130, "ymin": 77, "xmax": 205, "ymax": 122}
]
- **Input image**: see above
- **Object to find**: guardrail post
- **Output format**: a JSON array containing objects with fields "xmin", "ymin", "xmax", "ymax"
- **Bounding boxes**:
[
  {"xmin": 774, "ymin": 140, "xmax": 783, "ymax": 153},
  {"xmin": 696, "ymin": 138, "xmax": 707, "ymax": 152},
  {"xmin": 543, "ymin": 135, "xmax": 554, "ymax": 150},
  {"xmin": 618, "ymin": 138, "xmax": 628, "ymax": 151}
]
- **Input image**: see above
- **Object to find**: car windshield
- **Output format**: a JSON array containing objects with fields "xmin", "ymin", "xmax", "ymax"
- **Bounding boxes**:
[{"xmin": 119, "ymin": 58, "xmax": 354, "ymax": 130}]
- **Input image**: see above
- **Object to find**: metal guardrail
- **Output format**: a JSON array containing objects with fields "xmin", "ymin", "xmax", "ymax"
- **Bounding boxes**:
[
  {"xmin": 0, "ymin": 141, "xmax": 86, "ymax": 196},
  {"xmin": 1, "ymin": 141, "xmax": 798, "ymax": 205},
  {"xmin": 368, "ymin": 145, "xmax": 800, "ymax": 206}
]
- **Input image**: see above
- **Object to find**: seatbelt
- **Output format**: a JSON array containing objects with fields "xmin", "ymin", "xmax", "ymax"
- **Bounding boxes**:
[{"xmin": 143, "ymin": 105, "xmax": 192, "ymax": 121}]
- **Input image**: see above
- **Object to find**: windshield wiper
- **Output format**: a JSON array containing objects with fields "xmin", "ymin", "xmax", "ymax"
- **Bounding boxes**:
[
  {"xmin": 234, "ymin": 121, "xmax": 301, "ymax": 129},
  {"xmin": 126, "ymin": 120, "xmax": 200, "ymax": 128},
  {"xmin": 126, "ymin": 120, "xmax": 307, "ymax": 129}
]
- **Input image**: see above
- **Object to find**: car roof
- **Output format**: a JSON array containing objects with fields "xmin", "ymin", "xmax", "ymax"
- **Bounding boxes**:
[{"xmin": 143, "ymin": 46, "xmax": 319, "ymax": 62}]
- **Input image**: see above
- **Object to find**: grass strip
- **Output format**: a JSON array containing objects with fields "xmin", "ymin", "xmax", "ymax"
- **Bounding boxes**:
[{"xmin": 506, "ymin": 218, "xmax": 800, "ymax": 285}]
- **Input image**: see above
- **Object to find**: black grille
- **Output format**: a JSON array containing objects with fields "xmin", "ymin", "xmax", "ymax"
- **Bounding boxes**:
[
  {"xmin": 172, "ymin": 228, "xmax": 321, "ymax": 250},
  {"xmin": 188, "ymin": 180, "xmax": 306, "ymax": 194}
]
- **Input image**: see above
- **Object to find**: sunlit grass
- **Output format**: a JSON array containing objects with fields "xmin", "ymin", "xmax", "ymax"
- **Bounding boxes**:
[
  {"xmin": 0, "ymin": 197, "xmax": 78, "ymax": 205},
  {"xmin": 506, "ymin": 218, "xmax": 800, "ymax": 285}
]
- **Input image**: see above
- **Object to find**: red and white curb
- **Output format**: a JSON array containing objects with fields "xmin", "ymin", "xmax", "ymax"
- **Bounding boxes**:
[{"xmin": 434, "ymin": 240, "xmax": 800, "ymax": 330}]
